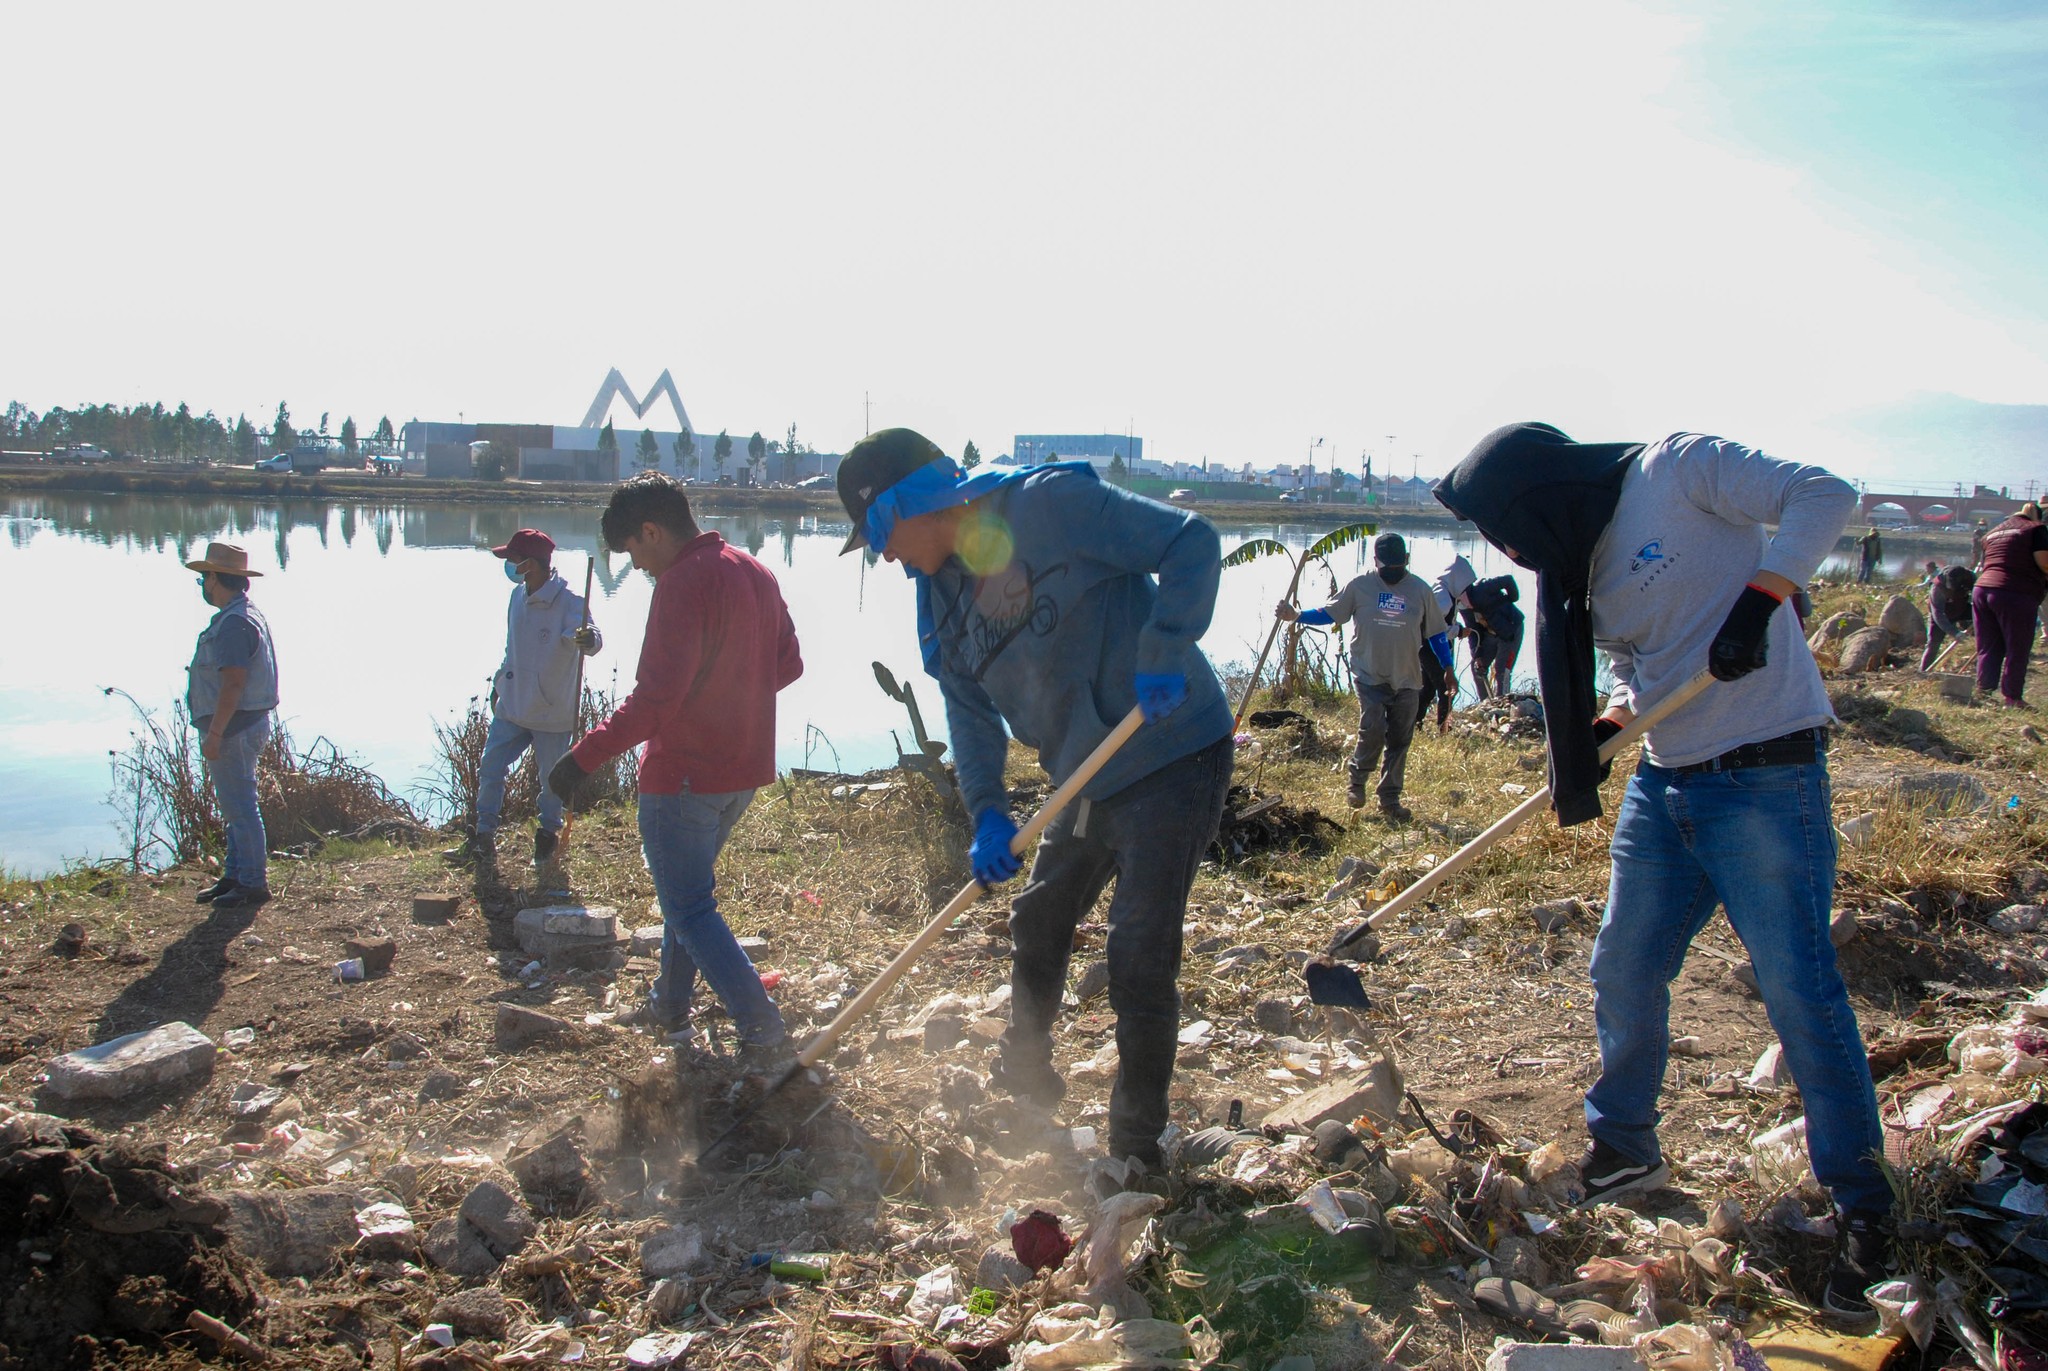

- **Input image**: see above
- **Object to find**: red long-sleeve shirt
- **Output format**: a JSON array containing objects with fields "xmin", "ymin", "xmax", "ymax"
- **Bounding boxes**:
[{"xmin": 571, "ymin": 532, "xmax": 802, "ymax": 794}]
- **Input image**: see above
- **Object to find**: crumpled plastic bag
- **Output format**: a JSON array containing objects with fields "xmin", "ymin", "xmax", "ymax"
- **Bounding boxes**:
[
  {"xmin": 1006, "ymin": 1304, "xmax": 1219, "ymax": 1371},
  {"xmin": 908, "ymin": 1266, "xmax": 962, "ymax": 1326},
  {"xmin": 1074, "ymin": 1191, "xmax": 1166, "ymax": 1319},
  {"xmin": 1633, "ymin": 1321, "xmax": 1747, "ymax": 1371},
  {"xmin": 1868, "ymin": 1277, "xmax": 1935, "ymax": 1348}
]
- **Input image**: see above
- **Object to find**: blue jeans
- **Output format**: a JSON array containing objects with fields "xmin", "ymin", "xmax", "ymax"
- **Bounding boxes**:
[
  {"xmin": 474, "ymin": 715, "xmax": 572, "ymax": 834},
  {"xmin": 209, "ymin": 716, "xmax": 272, "ymax": 889},
  {"xmin": 1591, "ymin": 758, "xmax": 1889, "ymax": 1214},
  {"xmin": 640, "ymin": 789, "xmax": 786, "ymax": 1046},
  {"xmin": 1002, "ymin": 736, "xmax": 1234, "ymax": 1159}
]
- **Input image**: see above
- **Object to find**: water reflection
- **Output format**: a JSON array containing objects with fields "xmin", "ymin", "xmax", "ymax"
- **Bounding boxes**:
[{"xmin": 1, "ymin": 492, "xmax": 1529, "ymax": 876}]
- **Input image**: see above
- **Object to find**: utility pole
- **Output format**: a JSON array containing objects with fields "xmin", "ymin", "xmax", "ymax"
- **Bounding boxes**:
[{"xmin": 864, "ymin": 392, "xmax": 871, "ymax": 436}]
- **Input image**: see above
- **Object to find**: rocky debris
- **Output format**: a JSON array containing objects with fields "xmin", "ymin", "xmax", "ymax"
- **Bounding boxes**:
[
  {"xmin": 1253, "ymin": 999, "xmax": 1295, "ymax": 1035},
  {"xmin": 495, "ymin": 1002, "xmax": 580, "ymax": 1052},
  {"xmin": 354, "ymin": 1200, "xmax": 418, "ymax": 1260},
  {"xmin": 1212, "ymin": 783, "xmax": 1346, "ymax": 863},
  {"xmin": 1486, "ymin": 1346, "xmax": 1642, "ymax": 1371},
  {"xmin": 641, "ymin": 1223, "xmax": 707, "ymax": 1277},
  {"xmin": 1073, "ymin": 959, "xmax": 1111, "ymax": 1003},
  {"xmin": 976, "ymin": 1242, "xmax": 1035, "ymax": 1291},
  {"xmin": 1889, "ymin": 770, "xmax": 1992, "ymax": 813},
  {"xmin": 43, "ymin": 1021, "xmax": 216, "ymax": 1103},
  {"xmin": 53, "ymin": 921, "xmax": 88, "ymax": 956},
  {"xmin": 342, "ymin": 935, "xmax": 397, "ymax": 975},
  {"xmin": 631, "ymin": 924, "xmax": 664, "ymax": 956},
  {"xmin": 411, "ymin": 893, "xmax": 461, "ymax": 921},
  {"xmin": 0, "ymin": 1115, "xmax": 259, "ymax": 1366},
  {"xmin": 1808, "ymin": 608, "xmax": 1866, "ymax": 647},
  {"xmin": 429, "ymin": 1285, "xmax": 511, "ymax": 1340},
  {"xmin": 1989, "ymin": 904, "xmax": 2048, "ymax": 934},
  {"xmin": 1881, "ymin": 594, "xmax": 1928, "ymax": 648},
  {"xmin": 423, "ymin": 1180, "xmax": 535, "ymax": 1276},
  {"xmin": 1528, "ymin": 897, "xmax": 1589, "ymax": 934},
  {"xmin": 512, "ymin": 902, "xmax": 628, "ymax": 970},
  {"xmin": 419, "ymin": 1068, "xmax": 466, "ymax": 1102},
  {"xmin": 223, "ymin": 1184, "xmax": 367, "ymax": 1276},
  {"xmin": 505, "ymin": 1117, "xmax": 593, "ymax": 1215},
  {"xmin": 1837, "ymin": 625, "xmax": 1895, "ymax": 674},
  {"xmin": 1262, "ymin": 1056, "xmax": 1405, "ymax": 1133},
  {"xmin": 1830, "ymin": 907, "xmax": 1861, "ymax": 947}
]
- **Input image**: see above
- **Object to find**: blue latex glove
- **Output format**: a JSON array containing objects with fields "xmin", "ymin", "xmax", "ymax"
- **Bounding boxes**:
[
  {"xmin": 970, "ymin": 806, "xmax": 1022, "ymax": 886},
  {"xmin": 1134, "ymin": 671, "xmax": 1188, "ymax": 724}
]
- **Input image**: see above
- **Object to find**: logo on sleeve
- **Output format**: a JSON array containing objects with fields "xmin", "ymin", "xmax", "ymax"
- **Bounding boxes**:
[{"xmin": 1629, "ymin": 540, "xmax": 1664, "ymax": 574}]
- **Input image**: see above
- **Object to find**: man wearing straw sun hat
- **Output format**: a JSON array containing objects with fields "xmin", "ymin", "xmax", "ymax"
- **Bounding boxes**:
[{"xmin": 184, "ymin": 541, "xmax": 279, "ymax": 911}]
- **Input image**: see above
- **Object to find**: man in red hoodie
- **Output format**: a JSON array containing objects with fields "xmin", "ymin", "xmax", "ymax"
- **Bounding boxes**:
[{"xmin": 548, "ymin": 474, "xmax": 803, "ymax": 1057}]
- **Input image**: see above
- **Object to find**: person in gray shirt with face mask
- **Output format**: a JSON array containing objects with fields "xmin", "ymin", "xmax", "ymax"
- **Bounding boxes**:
[{"xmin": 1275, "ymin": 532, "xmax": 1451, "ymax": 820}]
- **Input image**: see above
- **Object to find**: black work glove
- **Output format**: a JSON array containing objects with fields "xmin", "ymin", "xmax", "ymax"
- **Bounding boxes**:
[
  {"xmin": 547, "ymin": 751, "xmax": 592, "ymax": 807},
  {"xmin": 1707, "ymin": 584, "xmax": 1782, "ymax": 682},
  {"xmin": 1592, "ymin": 717, "xmax": 1623, "ymax": 784}
]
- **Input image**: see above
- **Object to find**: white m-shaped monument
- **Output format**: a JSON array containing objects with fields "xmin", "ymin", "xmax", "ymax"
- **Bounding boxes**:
[{"xmin": 581, "ymin": 368, "xmax": 695, "ymax": 434}]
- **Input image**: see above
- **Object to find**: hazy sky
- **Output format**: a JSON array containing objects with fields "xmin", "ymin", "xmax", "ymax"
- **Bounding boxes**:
[{"xmin": 5, "ymin": 1, "xmax": 2044, "ymax": 479}]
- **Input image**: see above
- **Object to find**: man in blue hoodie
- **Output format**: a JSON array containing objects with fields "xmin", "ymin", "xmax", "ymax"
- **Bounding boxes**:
[{"xmin": 837, "ymin": 429, "xmax": 1234, "ymax": 1167}]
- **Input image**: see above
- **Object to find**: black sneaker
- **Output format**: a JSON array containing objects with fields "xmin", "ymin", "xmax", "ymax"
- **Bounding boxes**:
[
  {"xmin": 195, "ymin": 876, "xmax": 235, "ymax": 905},
  {"xmin": 1346, "ymin": 781, "xmax": 1366, "ymax": 809},
  {"xmin": 211, "ymin": 884, "xmax": 271, "ymax": 911},
  {"xmin": 1379, "ymin": 800, "xmax": 1413, "ymax": 823},
  {"xmin": 1574, "ymin": 1140, "xmax": 1672, "ymax": 1207},
  {"xmin": 1821, "ymin": 1210, "xmax": 1892, "ymax": 1320},
  {"xmin": 988, "ymin": 1054, "xmax": 1068, "ymax": 1109},
  {"xmin": 443, "ymin": 831, "xmax": 495, "ymax": 865},
  {"xmin": 533, "ymin": 828, "xmax": 560, "ymax": 864}
]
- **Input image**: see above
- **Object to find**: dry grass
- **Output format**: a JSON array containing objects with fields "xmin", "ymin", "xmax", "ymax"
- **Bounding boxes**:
[{"xmin": 416, "ymin": 687, "xmax": 642, "ymax": 833}]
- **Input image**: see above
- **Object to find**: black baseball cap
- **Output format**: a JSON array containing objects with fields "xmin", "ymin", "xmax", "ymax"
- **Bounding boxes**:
[
  {"xmin": 1374, "ymin": 532, "xmax": 1409, "ymax": 567},
  {"xmin": 837, "ymin": 427, "xmax": 949, "ymax": 554}
]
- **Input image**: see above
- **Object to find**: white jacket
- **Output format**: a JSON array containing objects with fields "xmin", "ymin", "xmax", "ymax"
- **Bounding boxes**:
[{"xmin": 493, "ymin": 572, "xmax": 602, "ymax": 733}]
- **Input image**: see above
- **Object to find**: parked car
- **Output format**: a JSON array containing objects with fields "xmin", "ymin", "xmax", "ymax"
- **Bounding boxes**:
[
  {"xmin": 1168, "ymin": 488, "xmax": 1196, "ymax": 501},
  {"xmin": 255, "ymin": 454, "xmax": 292, "ymax": 472},
  {"xmin": 1277, "ymin": 490, "xmax": 1303, "ymax": 502},
  {"xmin": 796, "ymin": 474, "xmax": 836, "ymax": 490}
]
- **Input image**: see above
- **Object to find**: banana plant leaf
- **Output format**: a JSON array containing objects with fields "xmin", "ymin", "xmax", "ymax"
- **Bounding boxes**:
[
  {"xmin": 1221, "ymin": 537, "xmax": 1289, "ymax": 569},
  {"xmin": 1302, "ymin": 521, "xmax": 1377, "ymax": 564}
]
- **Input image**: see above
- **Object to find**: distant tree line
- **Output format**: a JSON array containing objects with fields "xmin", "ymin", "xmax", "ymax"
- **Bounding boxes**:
[{"xmin": 1, "ymin": 399, "xmax": 395, "ymax": 464}]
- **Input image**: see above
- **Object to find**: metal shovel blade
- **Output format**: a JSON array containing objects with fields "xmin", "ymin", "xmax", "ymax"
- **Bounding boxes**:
[{"xmin": 1304, "ymin": 959, "xmax": 1371, "ymax": 1009}]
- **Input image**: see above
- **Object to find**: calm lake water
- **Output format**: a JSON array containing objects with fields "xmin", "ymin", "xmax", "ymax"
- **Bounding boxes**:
[{"xmin": 2, "ymin": 493, "xmax": 1537, "ymax": 875}]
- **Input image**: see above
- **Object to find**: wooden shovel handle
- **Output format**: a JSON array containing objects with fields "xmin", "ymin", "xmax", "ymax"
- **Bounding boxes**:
[
  {"xmin": 796, "ymin": 706, "xmax": 1148, "ymax": 1069},
  {"xmin": 1322, "ymin": 670, "xmax": 1715, "ymax": 955}
]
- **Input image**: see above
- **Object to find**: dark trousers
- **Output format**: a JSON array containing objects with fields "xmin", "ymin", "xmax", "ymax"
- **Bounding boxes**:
[
  {"xmin": 1416, "ymin": 646, "xmax": 1452, "ymax": 728},
  {"xmin": 1921, "ymin": 599, "xmax": 1967, "ymax": 672},
  {"xmin": 1973, "ymin": 584, "xmax": 2039, "ymax": 703},
  {"xmin": 1000, "ymin": 736, "xmax": 1233, "ymax": 1161},
  {"xmin": 1353, "ymin": 680, "xmax": 1420, "ymax": 806}
]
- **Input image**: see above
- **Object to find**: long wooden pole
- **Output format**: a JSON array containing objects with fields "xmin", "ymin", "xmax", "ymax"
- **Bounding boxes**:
[
  {"xmin": 554, "ymin": 555, "xmax": 597, "ymax": 859},
  {"xmin": 1232, "ymin": 550, "xmax": 1310, "ymax": 732},
  {"xmin": 1321, "ymin": 670, "xmax": 1715, "ymax": 956},
  {"xmin": 701, "ymin": 706, "xmax": 1148, "ymax": 1158}
]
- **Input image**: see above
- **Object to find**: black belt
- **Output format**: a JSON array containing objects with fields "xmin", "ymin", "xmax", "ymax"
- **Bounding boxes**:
[{"xmin": 1669, "ymin": 727, "xmax": 1828, "ymax": 774}]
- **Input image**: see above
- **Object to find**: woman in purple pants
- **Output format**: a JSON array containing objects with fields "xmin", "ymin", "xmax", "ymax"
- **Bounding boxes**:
[{"xmin": 1972, "ymin": 502, "xmax": 2048, "ymax": 707}]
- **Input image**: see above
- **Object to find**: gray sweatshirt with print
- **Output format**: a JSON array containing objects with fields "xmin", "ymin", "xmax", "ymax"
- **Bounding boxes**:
[{"xmin": 1591, "ymin": 434, "xmax": 1855, "ymax": 768}]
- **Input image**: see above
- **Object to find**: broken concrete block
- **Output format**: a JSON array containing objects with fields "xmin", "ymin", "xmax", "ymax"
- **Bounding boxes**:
[
  {"xmin": 496, "ymin": 1003, "xmax": 577, "ymax": 1052},
  {"xmin": 1261, "ymin": 1056, "xmax": 1405, "ymax": 1133},
  {"xmin": 631, "ymin": 925, "xmax": 664, "ymax": 956},
  {"xmin": 353, "ymin": 1200, "xmax": 418, "ymax": 1261},
  {"xmin": 641, "ymin": 1223, "xmax": 706, "ymax": 1277},
  {"xmin": 1829, "ymin": 908, "xmax": 1860, "ymax": 948},
  {"xmin": 1485, "ymin": 1345, "xmax": 1642, "ymax": 1371},
  {"xmin": 45, "ymin": 1022, "xmax": 216, "ymax": 1102},
  {"xmin": 512, "ymin": 903, "xmax": 629, "ymax": 969},
  {"xmin": 430, "ymin": 1286, "xmax": 510, "ymax": 1340},
  {"xmin": 506, "ymin": 1119, "xmax": 592, "ymax": 1215},
  {"xmin": 343, "ymin": 937, "xmax": 397, "ymax": 976},
  {"xmin": 1253, "ymin": 999, "xmax": 1294, "ymax": 1036},
  {"xmin": 425, "ymin": 1180, "xmax": 535, "ymax": 1276},
  {"xmin": 1747, "ymin": 1042, "xmax": 1790, "ymax": 1091},
  {"xmin": 1989, "ymin": 904, "xmax": 2048, "ymax": 934},
  {"xmin": 412, "ymin": 893, "xmax": 461, "ymax": 921},
  {"xmin": 224, "ymin": 1185, "xmax": 364, "ymax": 1276},
  {"xmin": 1887, "ymin": 771, "xmax": 1991, "ymax": 813}
]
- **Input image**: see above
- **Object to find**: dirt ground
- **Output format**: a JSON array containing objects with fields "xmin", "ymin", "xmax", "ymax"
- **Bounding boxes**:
[{"xmin": 5, "ymin": 583, "xmax": 2048, "ymax": 1369}]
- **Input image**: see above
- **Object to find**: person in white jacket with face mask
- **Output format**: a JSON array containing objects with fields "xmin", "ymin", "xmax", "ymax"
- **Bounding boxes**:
[{"xmin": 451, "ymin": 528, "xmax": 602, "ymax": 868}]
